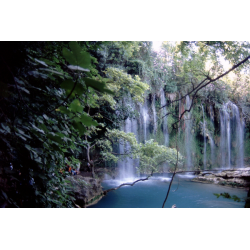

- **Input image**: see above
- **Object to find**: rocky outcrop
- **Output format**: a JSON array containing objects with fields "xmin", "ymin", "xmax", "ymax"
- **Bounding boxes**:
[
  {"xmin": 192, "ymin": 167, "xmax": 250, "ymax": 187},
  {"xmin": 67, "ymin": 175, "xmax": 103, "ymax": 207}
]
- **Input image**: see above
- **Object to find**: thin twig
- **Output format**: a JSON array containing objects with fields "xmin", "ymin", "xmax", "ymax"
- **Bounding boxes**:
[{"xmin": 162, "ymin": 120, "xmax": 180, "ymax": 208}]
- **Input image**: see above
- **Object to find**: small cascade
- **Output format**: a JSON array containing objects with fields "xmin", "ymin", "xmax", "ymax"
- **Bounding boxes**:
[
  {"xmin": 209, "ymin": 133, "xmax": 215, "ymax": 166},
  {"xmin": 202, "ymin": 105, "xmax": 206, "ymax": 169},
  {"xmin": 220, "ymin": 103, "xmax": 231, "ymax": 168},
  {"xmin": 209, "ymin": 105, "xmax": 215, "ymax": 166},
  {"xmin": 220, "ymin": 101, "xmax": 244, "ymax": 168},
  {"xmin": 140, "ymin": 98, "xmax": 149, "ymax": 142},
  {"xmin": 152, "ymin": 94, "xmax": 157, "ymax": 134},
  {"xmin": 160, "ymin": 89, "xmax": 169, "ymax": 146},
  {"xmin": 185, "ymin": 95, "xmax": 193, "ymax": 169},
  {"xmin": 118, "ymin": 118, "xmax": 135, "ymax": 180}
]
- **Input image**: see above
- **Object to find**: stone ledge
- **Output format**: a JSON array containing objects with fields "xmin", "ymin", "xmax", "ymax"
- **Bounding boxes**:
[{"xmin": 192, "ymin": 167, "xmax": 250, "ymax": 188}]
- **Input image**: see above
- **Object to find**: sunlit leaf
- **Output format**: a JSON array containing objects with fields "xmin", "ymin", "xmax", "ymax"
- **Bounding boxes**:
[
  {"xmin": 69, "ymin": 99, "xmax": 83, "ymax": 113},
  {"xmin": 67, "ymin": 65, "xmax": 90, "ymax": 72},
  {"xmin": 56, "ymin": 106, "xmax": 71, "ymax": 116},
  {"xmin": 34, "ymin": 58, "xmax": 48, "ymax": 67}
]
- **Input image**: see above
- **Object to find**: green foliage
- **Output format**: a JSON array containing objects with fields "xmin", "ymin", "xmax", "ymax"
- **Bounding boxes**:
[
  {"xmin": 0, "ymin": 41, "xmax": 113, "ymax": 207},
  {"xmin": 214, "ymin": 192, "xmax": 241, "ymax": 202},
  {"xmin": 105, "ymin": 67, "xmax": 149, "ymax": 103},
  {"xmin": 2, "ymin": 40, "xmax": 250, "ymax": 208},
  {"xmin": 98, "ymin": 129, "xmax": 183, "ymax": 174}
]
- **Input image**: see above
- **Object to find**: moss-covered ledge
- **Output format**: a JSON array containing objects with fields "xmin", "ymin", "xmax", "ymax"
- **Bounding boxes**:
[{"xmin": 67, "ymin": 175, "xmax": 103, "ymax": 208}]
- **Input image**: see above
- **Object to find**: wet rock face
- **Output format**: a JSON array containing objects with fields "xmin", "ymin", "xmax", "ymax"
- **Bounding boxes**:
[
  {"xmin": 67, "ymin": 176, "xmax": 103, "ymax": 207},
  {"xmin": 192, "ymin": 168, "xmax": 250, "ymax": 188}
]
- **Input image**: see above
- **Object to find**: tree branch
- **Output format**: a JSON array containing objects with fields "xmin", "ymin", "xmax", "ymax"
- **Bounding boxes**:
[
  {"xmin": 162, "ymin": 121, "xmax": 180, "ymax": 208},
  {"xmin": 103, "ymin": 171, "xmax": 154, "ymax": 195}
]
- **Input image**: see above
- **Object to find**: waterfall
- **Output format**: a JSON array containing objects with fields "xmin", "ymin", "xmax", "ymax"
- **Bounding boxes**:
[
  {"xmin": 118, "ymin": 97, "xmax": 139, "ymax": 180},
  {"xmin": 202, "ymin": 105, "xmax": 206, "ymax": 169},
  {"xmin": 152, "ymin": 94, "xmax": 157, "ymax": 134},
  {"xmin": 209, "ymin": 133, "xmax": 215, "ymax": 166},
  {"xmin": 140, "ymin": 98, "xmax": 149, "ymax": 142},
  {"xmin": 118, "ymin": 117, "xmax": 135, "ymax": 180},
  {"xmin": 220, "ymin": 104, "xmax": 231, "ymax": 168},
  {"xmin": 219, "ymin": 101, "xmax": 244, "ymax": 168},
  {"xmin": 117, "ymin": 93, "xmax": 245, "ymax": 181},
  {"xmin": 209, "ymin": 105, "xmax": 215, "ymax": 166},
  {"xmin": 160, "ymin": 89, "xmax": 169, "ymax": 146},
  {"xmin": 185, "ymin": 95, "xmax": 192, "ymax": 169}
]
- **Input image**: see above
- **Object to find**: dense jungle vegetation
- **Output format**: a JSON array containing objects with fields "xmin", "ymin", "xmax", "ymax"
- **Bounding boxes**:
[{"xmin": 1, "ymin": 41, "xmax": 250, "ymax": 208}]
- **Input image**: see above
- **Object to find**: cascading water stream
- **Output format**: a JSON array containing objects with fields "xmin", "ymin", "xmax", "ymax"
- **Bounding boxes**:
[
  {"xmin": 219, "ymin": 101, "xmax": 244, "ymax": 168},
  {"xmin": 185, "ymin": 95, "xmax": 192, "ymax": 169},
  {"xmin": 220, "ymin": 103, "xmax": 231, "ymax": 168},
  {"xmin": 118, "ymin": 97, "xmax": 139, "ymax": 181},
  {"xmin": 209, "ymin": 105, "xmax": 215, "ymax": 166},
  {"xmin": 202, "ymin": 105, "xmax": 206, "ymax": 169},
  {"xmin": 140, "ymin": 98, "xmax": 149, "ymax": 142},
  {"xmin": 209, "ymin": 135, "xmax": 215, "ymax": 166},
  {"xmin": 152, "ymin": 94, "xmax": 157, "ymax": 134},
  {"xmin": 117, "ymin": 96, "xmax": 245, "ymax": 182},
  {"xmin": 160, "ymin": 89, "xmax": 169, "ymax": 146}
]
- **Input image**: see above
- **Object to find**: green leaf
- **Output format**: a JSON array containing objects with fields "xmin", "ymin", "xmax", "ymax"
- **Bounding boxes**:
[
  {"xmin": 79, "ymin": 51, "xmax": 91, "ymax": 69},
  {"xmin": 72, "ymin": 121, "xmax": 86, "ymax": 136},
  {"xmin": 62, "ymin": 47, "xmax": 76, "ymax": 66},
  {"xmin": 56, "ymin": 132, "xmax": 65, "ymax": 138},
  {"xmin": 69, "ymin": 42, "xmax": 91, "ymax": 69},
  {"xmin": 56, "ymin": 106, "xmax": 71, "ymax": 116},
  {"xmin": 61, "ymin": 79, "xmax": 75, "ymax": 96},
  {"xmin": 39, "ymin": 123, "xmax": 49, "ymax": 133},
  {"xmin": 74, "ymin": 82, "xmax": 86, "ymax": 96},
  {"xmin": 69, "ymin": 99, "xmax": 83, "ymax": 113},
  {"xmin": 69, "ymin": 41, "xmax": 82, "ymax": 59},
  {"xmin": 62, "ymin": 42, "xmax": 91, "ymax": 69},
  {"xmin": 79, "ymin": 113, "xmax": 98, "ymax": 127},
  {"xmin": 61, "ymin": 79, "xmax": 86, "ymax": 97},
  {"xmin": 83, "ymin": 78, "xmax": 114, "ymax": 95},
  {"xmin": 47, "ymin": 133, "xmax": 64, "ymax": 144},
  {"xmin": 51, "ymin": 144, "xmax": 61, "ymax": 152}
]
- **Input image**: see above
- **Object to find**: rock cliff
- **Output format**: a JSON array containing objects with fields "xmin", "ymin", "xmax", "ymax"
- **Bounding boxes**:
[{"xmin": 67, "ymin": 175, "xmax": 103, "ymax": 207}]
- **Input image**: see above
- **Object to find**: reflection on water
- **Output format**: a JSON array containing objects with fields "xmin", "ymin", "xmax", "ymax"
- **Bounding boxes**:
[{"xmin": 90, "ymin": 173, "xmax": 248, "ymax": 208}]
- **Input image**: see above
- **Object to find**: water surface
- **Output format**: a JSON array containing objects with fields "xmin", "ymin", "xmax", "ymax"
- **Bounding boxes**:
[{"xmin": 90, "ymin": 173, "xmax": 248, "ymax": 208}]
